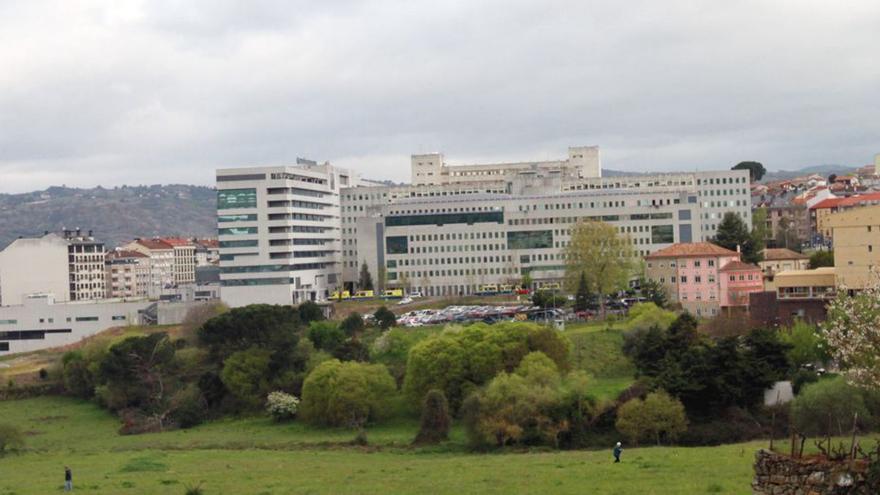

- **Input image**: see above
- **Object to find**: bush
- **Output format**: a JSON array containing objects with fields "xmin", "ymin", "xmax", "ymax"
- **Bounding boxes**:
[
  {"xmin": 413, "ymin": 389, "xmax": 451, "ymax": 445},
  {"xmin": 340, "ymin": 313, "xmax": 365, "ymax": 336},
  {"xmin": 403, "ymin": 322, "xmax": 570, "ymax": 412},
  {"xmin": 171, "ymin": 384, "xmax": 207, "ymax": 429},
  {"xmin": 307, "ymin": 321, "xmax": 346, "ymax": 353},
  {"xmin": 62, "ymin": 351, "xmax": 96, "ymax": 399},
  {"xmin": 0, "ymin": 423, "xmax": 24, "ymax": 455},
  {"xmin": 297, "ymin": 301, "xmax": 325, "ymax": 324},
  {"xmin": 266, "ymin": 391, "xmax": 300, "ymax": 422},
  {"xmin": 790, "ymin": 377, "xmax": 872, "ymax": 436},
  {"xmin": 300, "ymin": 359, "xmax": 396, "ymax": 427},
  {"xmin": 220, "ymin": 348, "xmax": 273, "ymax": 410},
  {"xmin": 625, "ymin": 303, "xmax": 676, "ymax": 333},
  {"xmin": 374, "ymin": 306, "xmax": 397, "ymax": 329},
  {"xmin": 333, "ymin": 338, "xmax": 370, "ymax": 362},
  {"xmin": 615, "ymin": 391, "xmax": 687, "ymax": 446},
  {"xmin": 781, "ymin": 320, "xmax": 828, "ymax": 369},
  {"xmin": 198, "ymin": 304, "xmax": 302, "ymax": 363}
]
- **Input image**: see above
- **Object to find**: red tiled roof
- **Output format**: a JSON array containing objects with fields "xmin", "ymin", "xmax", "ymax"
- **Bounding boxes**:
[
  {"xmin": 813, "ymin": 192, "xmax": 880, "ymax": 210},
  {"xmin": 107, "ymin": 249, "xmax": 147, "ymax": 259},
  {"xmin": 135, "ymin": 238, "xmax": 174, "ymax": 250},
  {"xmin": 762, "ymin": 248, "xmax": 809, "ymax": 261},
  {"xmin": 646, "ymin": 242, "xmax": 739, "ymax": 259},
  {"xmin": 161, "ymin": 237, "xmax": 194, "ymax": 247},
  {"xmin": 719, "ymin": 260, "xmax": 761, "ymax": 272}
]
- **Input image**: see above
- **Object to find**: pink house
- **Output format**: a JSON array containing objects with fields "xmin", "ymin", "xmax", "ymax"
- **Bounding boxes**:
[{"xmin": 645, "ymin": 242, "xmax": 763, "ymax": 317}]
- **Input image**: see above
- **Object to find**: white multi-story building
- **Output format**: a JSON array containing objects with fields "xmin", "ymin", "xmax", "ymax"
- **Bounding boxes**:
[
  {"xmin": 0, "ymin": 230, "xmax": 107, "ymax": 306},
  {"xmin": 121, "ymin": 238, "xmax": 176, "ymax": 298},
  {"xmin": 105, "ymin": 249, "xmax": 151, "ymax": 298},
  {"xmin": 215, "ymin": 161, "xmax": 362, "ymax": 307},
  {"xmin": 164, "ymin": 238, "xmax": 197, "ymax": 285}
]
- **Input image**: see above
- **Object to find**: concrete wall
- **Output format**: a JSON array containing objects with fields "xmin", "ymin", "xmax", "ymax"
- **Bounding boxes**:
[{"xmin": 0, "ymin": 235, "xmax": 70, "ymax": 305}]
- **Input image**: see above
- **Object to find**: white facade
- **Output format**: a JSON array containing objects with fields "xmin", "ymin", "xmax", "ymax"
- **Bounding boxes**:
[
  {"xmin": 0, "ymin": 294, "xmax": 150, "ymax": 355},
  {"xmin": 216, "ymin": 162, "xmax": 363, "ymax": 307}
]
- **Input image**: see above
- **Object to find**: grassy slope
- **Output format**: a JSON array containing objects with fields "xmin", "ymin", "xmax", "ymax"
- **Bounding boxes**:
[
  {"xmin": 0, "ymin": 397, "xmax": 760, "ymax": 495},
  {"xmin": 565, "ymin": 322, "xmax": 635, "ymax": 402}
]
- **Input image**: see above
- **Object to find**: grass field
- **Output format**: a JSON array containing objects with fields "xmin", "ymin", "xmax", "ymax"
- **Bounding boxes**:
[{"xmin": 0, "ymin": 396, "xmax": 764, "ymax": 495}]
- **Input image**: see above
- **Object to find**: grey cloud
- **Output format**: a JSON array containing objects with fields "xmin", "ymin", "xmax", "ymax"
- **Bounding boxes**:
[{"xmin": 1, "ymin": 0, "xmax": 879, "ymax": 192}]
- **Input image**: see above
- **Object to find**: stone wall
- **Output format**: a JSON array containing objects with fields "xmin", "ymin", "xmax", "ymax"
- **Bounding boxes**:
[{"xmin": 752, "ymin": 449, "xmax": 874, "ymax": 494}]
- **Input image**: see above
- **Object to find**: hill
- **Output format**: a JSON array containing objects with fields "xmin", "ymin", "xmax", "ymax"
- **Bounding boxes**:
[
  {"xmin": 762, "ymin": 164, "xmax": 857, "ymax": 181},
  {"xmin": 0, "ymin": 184, "xmax": 216, "ymax": 249}
]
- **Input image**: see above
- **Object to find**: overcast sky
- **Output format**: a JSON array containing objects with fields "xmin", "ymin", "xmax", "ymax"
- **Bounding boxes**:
[{"xmin": 1, "ymin": 0, "xmax": 879, "ymax": 193}]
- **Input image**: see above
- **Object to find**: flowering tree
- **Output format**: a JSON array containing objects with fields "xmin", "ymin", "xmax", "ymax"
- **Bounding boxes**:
[
  {"xmin": 266, "ymin": 391, "xmax": 300, "ymax": 422},
  {"xmin": 821, "ymin": 270, "xmax": 880, "ymax": 389}
]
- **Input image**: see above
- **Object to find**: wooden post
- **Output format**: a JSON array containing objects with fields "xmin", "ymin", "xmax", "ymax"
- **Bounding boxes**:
[{"xmin": 850, "ymin": 412, "xmax": 859, "ymax": 461}]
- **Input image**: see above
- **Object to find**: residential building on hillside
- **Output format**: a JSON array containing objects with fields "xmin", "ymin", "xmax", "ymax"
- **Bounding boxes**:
[
  {"xmin": 827, "ymin": 204, "xmax": 880, "ymax": 290},
  {"xmin": 0, "ymin": 230, "xmax": 107, "ymax": 306},
  {"xmin": 810, "ymin": 192, "xmax": 880, "ymax": 245},
  {"xmin": 163, "ymin": 238, "xmax": 197, "ymax": 284},
  {"xmin": 215, "ymin": 162, "xmax": 362, "ymax": 307},
  {"xmin": 120, "ymin": 238, "xmax": 176, "ymax": 298},
  {"xmin": 749, "ymin": 267, "xmax": 836, "ymax": 327},
  {"xmin": 644, "ymin": 242, "xmax": 762, "ymax": 317},
  {"xmin": 759, "ymin": 248, "xmax": 810, "ymax": 289},
  {"xmin": 105, "ymin": 249, "xmax": 150, "ymax": 298}
]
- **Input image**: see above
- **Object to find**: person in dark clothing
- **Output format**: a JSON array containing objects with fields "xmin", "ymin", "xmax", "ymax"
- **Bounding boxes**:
[
  {"xmin": 613, "ymin": 442, "xmax": 622, "ymax": 463},
  {"xmin": 64, "ymin": 466, "xmax": 73, "ymax": 492}
]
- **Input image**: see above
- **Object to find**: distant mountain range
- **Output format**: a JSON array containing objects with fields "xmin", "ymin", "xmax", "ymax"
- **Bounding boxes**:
[
  {"xmin": 0, "ymin": 185, "xmax": 217, "ymax": 250},
  {"xmin": 761, "ymin": 164, "xmax": 858, "ymax": 181}
]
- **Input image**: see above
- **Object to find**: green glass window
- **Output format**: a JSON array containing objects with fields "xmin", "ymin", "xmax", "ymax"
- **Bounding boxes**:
[
  {"xmin": 651, "ymin": 225, "xmax": 674, "ymax": 243},
  {"xmin": 386, "ymin": 236, "xmax": 409, "ymax": 254},
  {"xmin": 385, "ymin": 211, "xmax": 503, "ymax": 227},
  {"xmin": 601, "ymin": 215, "xmax": 619, "ymax": 222},
  {"xmin": 629, "ymin": 214, "xmax": 649, "ymax": 220},
  {"xmin": 75, "ymin": 316, "xmax": 99, "ymax": 322},
  {"xmin": 221, "ymin": 277, "xmax": 295, "ymax": 287},
  {"xmin": 218, "ymin": 188, "xmax": 257, "ymax": 209},
  {"xmin": 387, "ymin": 272, "xmax": 397, "ymax": 280},
  {"xmin": 650, "ymin": 212, "xmax": 673, "ymax": 220},
  {"xmin": 387, "ymin": 260, "xmax": 398, "ymax": 268},
  {"xmin": 218, "ymin": 227, "xmax": 258, "ymax": 236},
  {"xmin": 218, "ymin": 214, "xmax": 258, "ymax": 222},
  {"xmin": 219, "ymin": 240, "xmax": 259, "ymax": 248},
  {"xmin": 508, "ymin": 230, "xmax": 553, "ymax": 250},
  {"xmin": 219, "ymin": 253, "xmax": 258, "ymax": 261}
]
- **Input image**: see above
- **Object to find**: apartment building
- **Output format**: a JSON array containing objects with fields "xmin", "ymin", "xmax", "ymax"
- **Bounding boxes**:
[
  {"xmin": 645, "ymin": 242, "xmax": 762, "ymax": 316},
  {"xmin": 163, "ymin": 238, "xmax": 197, "ymax": 284},
  {"xmin": 105, "ymin": 249, "xmax": 150, "ymax": 298},
  {"xmin": 0, "ymin": 230, "xmax": 107, "ymax": 306},
  {"xmin": 215, "ymin": 161, "xmax": 360, "ymax": 307},
  {"xmin": 810, "ymin": 192, "xmax": 880, "ymax": 245},
  {"xmin": 121, "ymin": 238, "xmax": 176, "ymax": 298},
  {"xmin": 828, "ymin": 204, "xmax": 880, "ymax": 289}
]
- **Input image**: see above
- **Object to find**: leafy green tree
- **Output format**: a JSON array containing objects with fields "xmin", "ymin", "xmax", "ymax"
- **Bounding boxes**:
[
  {"xmin": 61, "ymin": 351, "xmax": 98, "ymax": 399},
  {"xmin": 332, "ymin": 338, "xmax": 370, "ymax": 362},
  {"xmin": 373, "ymin": 306, "xmax": 397, "ymax": 329},
  {"xmin": 712, "ymin": 212, "xmax": 760, "ymax": 263},
  {"xmin": 220, "ymin": 348, "xmax": 273, "ymax": 410},
  {"xmin": 791, "ymin": 377, "xmax": 872, "ymax": 436},
  {"xmin": 307, "ymin": 321, "xmax": 346, "ymax": 353},
  {"xmin": 0, "ymin": 423, "xmax": 25, "ymax": 455},
  {"xmin": 97, "ymin": 333, "xmax": 177, "ymax": 413},
  {"xmin": 615, "ymin": 391, "xmax": 688, "ymax": 446},
  {"xmin": 781, "ymin": 320, "xmax": 827, "ymax": 369},
  {"xmin": 574, "ymin": 272, "xmax": 592, "ymax": 312},
  {"xmin": 750, "ymin": 207, "xmax": 769, "ymax": 257},
  {"xmin": 809, "ymin": 250, "xmax": 834, "ymax": 268},
  {"xmin": 413, "ymin": 389, "xmax": 451, "ymax": 445},
  {"xmin": 359, "ymin": 261, "xmax": 374, "ymax": 290},
  {"xmin": 732, "ymin": 161, "xmax": 766, "ymax": 182},
  {"xmin": 300, "ymin": 360, "xmax": 396, "ymax": 427},
  {"xmin": 775, "ymin": 216, "xmax": 803, "ymax": 251},
  {"xmin": 340, "ymin": 313, "xmax": 365, "ymax": 336},
  {"xmin": 639, "ymin": 278, "xmax": 668, "ymax": 309},
  {"xmin": 563, "ymin": 220, "xmax": 636, "ymax": 316},
  {"xmin": 198, "ymin": 304, "xmax": 301, "ymax": 364},
  {"xmin": 531, "ymin": 290, "xmax": 566, "ymax": 309},
  {"xmin": 297, "ymin": 301, "xmax": 324, "ymax": 324},
  {"xmin": 626, "ymin": 303, "xmax": 676, "ymax": 333}
]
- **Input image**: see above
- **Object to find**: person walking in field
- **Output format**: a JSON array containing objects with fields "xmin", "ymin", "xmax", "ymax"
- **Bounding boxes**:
[
  {"xmin": 64, "ymin": 466, "xmax": 73, "ymax": 492},
  {"xmin": 613, "ymin": 442, "xmax": 623, "ymax": 463}
]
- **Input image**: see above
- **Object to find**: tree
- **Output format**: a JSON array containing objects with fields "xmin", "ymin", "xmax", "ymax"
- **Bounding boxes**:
[
  {"xmin": 790, "ymin": 377, "xmax": 872, "ymax": 436},
  {"xmin": 809, "ymin": 250, "xmax": 834, "ymax": 268},
  {"xmin": 828, "ymin": 173, "xmax": 838, "ymax": 184},
  {"xmin": 297, "ymin": 301, "xmax": 324, "ymax": 324},
  {"xmin": 775, "ymin": 216, "xmax": 802, "ymax": 251},
  {"xmin": 521, "ymin": 273, "xmax": 533, "ymax": 291},
  {"xmin": 97, "ymin": 333, "xmax": 177, "ymax": 415},
  {"xmin": 307, "ymin": 321, "xmax": 346, "ymax": 353},
  {"xmin": 732, "ymin": 161, "xmax": 766, "ymax": 182},
  {"xmin": 563, "ymin": 221, "xmax": 636, "ymax": 316},
  {"xmin": 340, "ymin": 313, "xmax": 365, "ymax": 337},
  {"xmin": 781, "ymin": 320, "xmax": 827, "ymax": 370},
  {"xmin": 413, "ymin": 389, "xmax": 451, "ymax": 445},
  {"xmin": 373, "ymin": 306, "xmax": 397, "ymax": 329},
  {"xmin": 300, "ymin": 360, "xmax": 396, "ymax": 427},
  {"xmin": 574, "ymin": 272, "xmax": 591, "ymax": 312},
  {"xmin": 615, "ymin": 391, "xmax": 688, "ymax": 446},
  {"xmin": 750, "ymin": 207, "xmax": 769, "ymax": 257},
  {"xmin": 220, "ymin": 348, "xmax": 273, "ymax": 410},
  {"xmin": 198, "ymin": 304, "xmax": 302, "ymax": 364},
  {"xmin": 359, "ymin": 261, "xmax": 374, "ymax": 291},
  {"xmin": 639, "ymin": 278, "xmax": 668, "ymax": 309},
  {"xmin": 531, "ymin": 290, "xmax": 565, "ymax": 309},
  {"xmin": 712, "ymin": 212, "xmax": 760, "ymax": 263},
  {"xmin": 625, "ymin": 303, "xmax": 676, "ymax": 333},
  {"xmin": 822, "ymin": 271, "xmax": 880, "ymax": 388}
]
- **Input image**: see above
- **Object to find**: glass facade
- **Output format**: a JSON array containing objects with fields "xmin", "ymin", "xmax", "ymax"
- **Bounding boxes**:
[
  {"xmin": 385, "ymin": 211, "xmax": 503, "ymax": 227},
  {"xmin": 220, "ymin": 263, "xmax": 331, "ymax": 274},
  {"xmin": 386, "ymin": 236, "xmax": 409, "ymax": 254},
  {"xmin": 507, "ymin": 230, "xmax": 553, "ymax": 250},
  {"xmin": 651, "ymin": 225, "xmax": 675, "ymax": 243},
  {"xmin": 218, "ymin": 227, "xmax": 258, "ymax": 236},
  {"xmin": 217, "ymin": 188, "xmax": 257, "ymax": 209},
  {"xmin": 218, "ymin": 214, "xmax": 258, "ymax": 222},
  {"xmin": 220, "ymin": 277, "xmax": 295, "ymax": 287},
  {"xmin": 219, "ymin": 240, "xmax": 259, "ymax": 248}
]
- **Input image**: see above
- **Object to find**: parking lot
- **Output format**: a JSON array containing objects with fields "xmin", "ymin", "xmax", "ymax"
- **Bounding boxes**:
[{"xmin": 395, "ymin": 304, "xmax": 569, "ymax": 327}]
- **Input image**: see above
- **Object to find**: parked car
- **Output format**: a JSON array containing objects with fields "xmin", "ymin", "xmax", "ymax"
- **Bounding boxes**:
[{"xmin": 397, "ymin": 297, "xmax": 413, "ymax": 305}]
